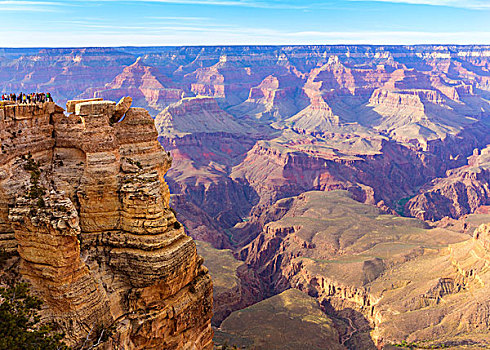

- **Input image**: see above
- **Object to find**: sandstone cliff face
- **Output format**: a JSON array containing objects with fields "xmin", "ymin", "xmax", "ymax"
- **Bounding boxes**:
[{"xmin": 0, "ymin": 99, "xmax": 213, "ymax": 349}]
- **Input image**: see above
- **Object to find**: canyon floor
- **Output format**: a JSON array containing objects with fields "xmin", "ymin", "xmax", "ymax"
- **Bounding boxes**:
[{"xmin": 1, "ymin": 45, "xmax": 490, "ymax": 349}]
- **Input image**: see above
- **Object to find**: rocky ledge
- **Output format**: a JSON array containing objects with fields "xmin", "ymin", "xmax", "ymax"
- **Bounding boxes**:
[{"xmin": 0, "ymin": 98, "xmax": 213, "ymax": 349}]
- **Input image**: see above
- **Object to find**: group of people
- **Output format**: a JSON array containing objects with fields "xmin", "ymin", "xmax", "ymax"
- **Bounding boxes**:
[{"xmin": 1, "ymin": 92, "xmax": 53, "ymax": 104}]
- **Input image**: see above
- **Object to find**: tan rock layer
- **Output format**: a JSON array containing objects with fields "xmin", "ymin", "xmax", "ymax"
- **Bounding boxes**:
[{"xmin": 0, "ymin": 98, "xmax": 213, "ymax": 349}]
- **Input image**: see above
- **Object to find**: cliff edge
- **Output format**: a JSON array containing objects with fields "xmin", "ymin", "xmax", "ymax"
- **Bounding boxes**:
[{"xmin": 0, "ymin": 98, "xmax": 213, "ymax": 349}]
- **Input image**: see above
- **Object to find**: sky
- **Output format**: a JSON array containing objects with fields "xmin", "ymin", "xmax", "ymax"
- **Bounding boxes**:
[{"xmin": 0, "ymin": 0, "xmax": 489, "ymax": 47}]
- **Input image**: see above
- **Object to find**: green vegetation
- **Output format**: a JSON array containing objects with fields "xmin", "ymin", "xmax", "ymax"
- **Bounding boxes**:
[
  {"xmin": 395, "ymin": 196, "xmax": 415, "ymax": 216},
  {"xmin": 0, "ymin": 282, "xmax": 69, "ymax": 350},
  {"xmin": 22, "ymin": 153, "xmax": 46, "ymax": 205},
  {"xmin": 0, "ymin": 279, "xmax": 115, "ymax": 350},
  {"xmin": 390, "ymin": 340, "xmax": 451, "ymax": 349}
]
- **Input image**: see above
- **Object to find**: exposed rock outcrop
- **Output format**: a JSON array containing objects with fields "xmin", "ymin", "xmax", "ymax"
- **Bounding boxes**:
[
  {"xmin": 240, "ymin": 190, "xmax": 490, "ymax": 348},
  {"xmin": 0, "ymin": 99, "xmax": 213, "ymax": 349},
  {"xmin": 406, "ymin": 146, "xmax": 490, "ymax": 221},
  {"xmin": 90, "ymin": 58, "xmax": 185, "ymax": 114},
  {"xmin": 195, "ymin": 240, "xmax": 264, "ymax": 326}
]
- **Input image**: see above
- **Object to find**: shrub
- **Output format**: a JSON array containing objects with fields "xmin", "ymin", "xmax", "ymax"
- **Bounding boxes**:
[{"xmin": 0, "ymin": 282, "xmax": 70, "ymax": 350}]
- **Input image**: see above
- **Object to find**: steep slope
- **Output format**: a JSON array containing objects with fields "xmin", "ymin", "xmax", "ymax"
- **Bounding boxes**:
[
  {"xmin": 89, "ymin": 57, "xmax": 184, "ymax": 113},
  {"xmin": 406, "ymin": 146, "xmax": 490, "ymax": 221},
  {"xmin": 0, "ymin": 99, "xmax": 213, "ymax": 349},
  {"xmin": 240, "ymin": 190, "xmax": 490, "ymax": 348},
  {"xmin": 155, "ymin": 97, "xmax": 268, "ymax": 248},
  {"xmin": 229, "ymin": 73, "xmax": 309, "ymax": 122},
  {"xmin": 280, "ymin": 97, "xmax": 343, "ymax": 132},
  {"xmin": 195, "ymin": 240, "xmax": 263, "ymax": 326},
  {"xmin": 215, "ymin": 288, "xmax": 344, "ymax": 350}
]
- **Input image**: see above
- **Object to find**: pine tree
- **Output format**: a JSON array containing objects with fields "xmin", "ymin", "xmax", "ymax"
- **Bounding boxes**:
[{"xmin": 0, "ymin": 282, "xmax": 70, "ymax": 350}]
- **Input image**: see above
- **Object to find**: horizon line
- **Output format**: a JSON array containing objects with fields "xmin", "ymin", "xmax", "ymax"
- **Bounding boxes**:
[{"xmin": 1, "ymin": 43, "xmax": 490, "ymax": 49}]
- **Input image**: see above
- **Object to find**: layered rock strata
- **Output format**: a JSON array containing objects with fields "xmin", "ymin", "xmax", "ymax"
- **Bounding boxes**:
[
  {"xmin": 406, "ymin": 146, "xmax": 490, "ymax": 221},
  {"xmin": 156, "ymin": 97, "xmax": 265, "ymax": 248},
  {"xmin": 0, "ymin": 99, "xmax": 213, "ymax": 349},
  {"xmin": 240, "ymin": 190, "xmax": 490, "ymax": 348}
]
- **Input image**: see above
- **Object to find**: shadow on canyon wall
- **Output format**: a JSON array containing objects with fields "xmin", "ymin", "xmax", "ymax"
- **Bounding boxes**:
[{"xmin": 322, "ymin": 301, "xmax": 377, "ymax": 350}]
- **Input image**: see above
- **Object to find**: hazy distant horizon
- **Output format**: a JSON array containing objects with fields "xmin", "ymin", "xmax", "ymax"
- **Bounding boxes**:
[{"xmin": 1, "ymin": 43, "xmax": 490, "ymax": 49}]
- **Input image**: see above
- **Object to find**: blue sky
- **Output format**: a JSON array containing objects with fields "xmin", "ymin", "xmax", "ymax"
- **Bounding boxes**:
[{"xmin": 0, "ymin": 0, "xmax": 489, "ymax": 46}]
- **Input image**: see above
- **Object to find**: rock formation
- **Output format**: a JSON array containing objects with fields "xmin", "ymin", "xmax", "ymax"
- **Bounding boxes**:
[
  {"xmin": 2, "ymin": 46, "xmax": 490, "ymax": 348},
  {"xmin": 2, "ymin": 46, "xmax": 489, "ymax": 241},
  {"xmin": 406, "ymin": 146, "xmax": 490, "ymax": 221},
  {"xmin": 240, "ymin": 191, "xmax": 490, "ymax": 348},
  {"xmin": 89, "ymin": 57, "xmax": 185, "ymax": 114},
  {"xmin": 195, "ymin": 240, "xmax": 264, "ymax": 326},
  {"xmin": 215, "ymin": 288, "xmax": 344, "ymax": 350},
  {"xmin": 0, "ymin": 99, "xmax": 213, "ymax": 349}
]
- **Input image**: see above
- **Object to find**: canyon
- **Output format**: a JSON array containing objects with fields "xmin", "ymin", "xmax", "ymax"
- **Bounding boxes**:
[
  {"xmin": 241, "ymin": 190, "xmax": 490, "ymax": 348},
  {"xmin": 1, "ymin": 45, "xmax": 490, "ymax": 349}
]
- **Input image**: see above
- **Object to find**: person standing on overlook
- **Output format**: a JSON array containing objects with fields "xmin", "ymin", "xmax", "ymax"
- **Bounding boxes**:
[{"xmin": 0, "ymin": 92, "xmax": 54, "ymax": 103}]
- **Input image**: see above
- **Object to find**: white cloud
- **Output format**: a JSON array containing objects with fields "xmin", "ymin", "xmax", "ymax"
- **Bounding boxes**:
[
  {"xmin": 146, "ymin": 16, "xmax": 211, "ymax": 20},
  {"xmin": 0, "ymin": 0, "xmax": 73, "ymax": 11},
  {"xmin": 82, "ymin": 0, "xmax": 306, "ymax": 9},
  {"xmin": 348, "ymin": 0, "xmax": 490, "ymax": 9}
]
